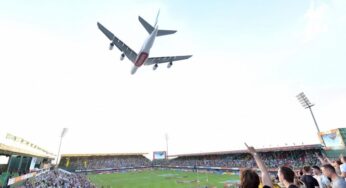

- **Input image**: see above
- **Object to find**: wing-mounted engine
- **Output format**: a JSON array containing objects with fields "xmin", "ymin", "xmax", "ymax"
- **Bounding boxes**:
[
  {"xmin": 120, "ymin": 53, "xmax": 125, "ymax": 61},
  {"xmin": 153, "ymin": 64, "xmax": 158, "ymax": 70},
  {"xmin": 167, "ymin": 61, "xmax": 173, "ymax": 68},
  {"xmin": 109, "ymin": 42, "xmax": 114, "ymax": 50}
]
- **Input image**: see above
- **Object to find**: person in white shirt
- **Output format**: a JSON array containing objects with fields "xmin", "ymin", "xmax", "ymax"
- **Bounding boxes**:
[
  {"xmin": 321, "ymin": 164, "xmax": 346, "ymax": 188},
  {"xmin": 339, "ymin": 155, "xmax": 346, "ymax": 179},
  {"xmin": 312, "ymin": 165, "xmax": 331, "ymax": 188}
]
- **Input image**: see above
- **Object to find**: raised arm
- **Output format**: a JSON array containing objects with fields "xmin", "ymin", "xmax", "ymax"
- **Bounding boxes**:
[
  {"xmin": 315, "ymin": 153, "xmax": 328, "ymax": 165},
  {"xmin": 245, "ymin": 143, "xmax": 273, "ymax": 188},
  {"xmin": 317, "ymin": 153, "xmax": 342, "ymax": 175},
  {"xmin": 323, "ymin": 154, "xmax": 333, "ymax": 165}
]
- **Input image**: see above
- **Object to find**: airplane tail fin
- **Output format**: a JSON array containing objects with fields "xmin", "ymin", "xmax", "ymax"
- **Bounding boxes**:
[
  {"xmin": 138, "ymin": 16, "xmax": 177, "ymax": 36},
  {"xmin": 138, "ymin": 10, "xmax": 177, "ymax": 37},
  {"xmin": 154, "ymin": 9, "xmax": 160, "ymax": 27},
  {"xmin": 139, "ymin": 16, "xmax": 155, "ymax": 34}
]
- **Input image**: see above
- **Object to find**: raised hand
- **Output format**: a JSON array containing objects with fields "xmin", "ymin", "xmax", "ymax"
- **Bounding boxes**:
[{"xmin": 245, "ymin": 143, "xmax": 256, "ymax": 155}]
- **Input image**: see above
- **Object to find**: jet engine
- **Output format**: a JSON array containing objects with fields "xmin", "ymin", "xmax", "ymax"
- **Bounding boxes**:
[
  {"xmin": 153, "ymin": 64, "xmax": 158, "ymax": 70},
  {"xmin": 167, "ymin": 61, "xmax": 173, "ymax": 68},
  {"xmin": 109, "ymin": 42, "xmax": 114, "ymax": 50},
  {"xmin": 120, "ymin": 53, "xmax": 125, "ymax": 61}
]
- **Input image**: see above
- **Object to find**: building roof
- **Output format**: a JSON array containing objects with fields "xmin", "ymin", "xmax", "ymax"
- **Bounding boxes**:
[
  {"xmin": 169, "ymin": 144, "xmax": 323, "ymax": 157},
  {"xmin": 61, "ymin": 152, "xmax": 148, "ymax": 158},
  {"xmin": 0, "ymin": 143, "xmax": 54, "ymax": 159}
]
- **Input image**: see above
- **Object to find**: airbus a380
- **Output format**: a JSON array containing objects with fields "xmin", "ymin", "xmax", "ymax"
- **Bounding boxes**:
[{"xmin": 97, "ymin": 11, "xmax": 192, "ymax": 74}]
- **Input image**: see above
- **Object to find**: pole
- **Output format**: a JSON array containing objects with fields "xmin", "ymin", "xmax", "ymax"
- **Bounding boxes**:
[
  {"xmin": 6, "ymin": 156, "xmax": 12, "ymax": 173},
  {"xmin": 165, "ymin": 133, "xmax": 168, "ymax": 159},
  {"xmin": 18, "ymin": 156, "xmax": 23, "ymax": 174},
  {"xmin": 308, "ymin": 106, "xmax": 326, "ymax": 146},
  {"xmin": 308, "ymin": 107, "xmax": 320, "ymax": 133},
  {"xmin": 56, "ymin": 128, "xmax": 67, "ymax": 168},
  {"xmin": 56, "ymin": 136, "xmax": 63, "ymax": 168}
]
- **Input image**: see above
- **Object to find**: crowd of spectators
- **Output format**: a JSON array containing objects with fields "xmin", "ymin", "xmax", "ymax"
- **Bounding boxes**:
[
  {"xmin": 237, "ymin": 145, "xmax": 346, "ymax": 188},
  {"xmin": 160, "ymin": 149, "xmax": 322, "ymax": 169},
  {"xmin": 22, "ymin": 169, "xmax": 96, "ymax": 188},
  {"xmin": 59, "ymin": 150, "xmax": 322, "ymax": 171},
  {"xmin": 60, "ymin": 155, "xmax": 151, "ymax": 170}
]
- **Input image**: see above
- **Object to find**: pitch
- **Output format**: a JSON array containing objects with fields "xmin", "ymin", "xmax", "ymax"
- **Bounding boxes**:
[{"xmin": 88, "ymin": 169, "xmax": 239, "ymax": 188}]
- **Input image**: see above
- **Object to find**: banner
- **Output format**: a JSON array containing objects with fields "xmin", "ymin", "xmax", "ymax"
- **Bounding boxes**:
[
  {"xmin": 8, "ymin": 168, "xmax": 50, "ymax": 185},
  {"xmin": 8, "ymin": 172, "xmax": 36, "ymax": 185}
]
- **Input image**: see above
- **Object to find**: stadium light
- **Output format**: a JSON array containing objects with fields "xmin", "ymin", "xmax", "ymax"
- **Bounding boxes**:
[
  {"xmin": 56, "ymin": 128, "xmax": 68, "ymax": 167},
  {"xmin": 296, "ymin": 92, "xmax": 325, "ymax": 146}
]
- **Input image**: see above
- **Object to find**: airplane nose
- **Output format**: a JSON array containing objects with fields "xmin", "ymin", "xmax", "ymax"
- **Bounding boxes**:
[{"xmin": 131, "ymin": 66, "xmax": 138, "ymax": 75}]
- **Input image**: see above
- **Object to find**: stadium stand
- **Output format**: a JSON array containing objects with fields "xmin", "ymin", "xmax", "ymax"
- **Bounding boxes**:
[
  {"xmin": 156, "ymin": 144, "xmax": 323, "ymax": 171},
  {"xmin": 0, "ymin": 143, "xmax": 53, "ymax": 187},
  {"xmin": 22, "ymin": 169, "xmax": 96, "ymax": 188},
  {"xmin": 58, "ymin": 145, "xmax": 322, "ymax": 173},
  {"xmin": 59, "ymin": 153, "xmax": 151, "ymax": 172}
]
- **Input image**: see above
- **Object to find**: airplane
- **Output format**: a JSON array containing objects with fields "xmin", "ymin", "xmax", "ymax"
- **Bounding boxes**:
[{"xmin": 97, "ymin": 11, "xmax": 192, "ymax": 74}]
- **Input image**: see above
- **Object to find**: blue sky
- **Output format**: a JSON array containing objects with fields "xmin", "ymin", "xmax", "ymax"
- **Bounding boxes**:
[{"xmin": 0, "ymin": 0, "xmax": 345, "ymax": 158}]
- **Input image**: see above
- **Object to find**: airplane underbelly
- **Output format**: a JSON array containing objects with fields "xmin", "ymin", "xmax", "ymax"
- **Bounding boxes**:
[{"xmin": 134, "ymin": 52, "xmax": 149, "ymax": 67}]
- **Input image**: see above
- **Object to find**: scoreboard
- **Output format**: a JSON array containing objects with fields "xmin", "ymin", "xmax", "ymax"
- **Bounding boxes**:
[
  {"xmin": 319, "ymin": 128, "xmax": 346, "ymax": 149},
  {"xmin": 153, "ymin": 151, "xmax": 166, "ymax": 160}
]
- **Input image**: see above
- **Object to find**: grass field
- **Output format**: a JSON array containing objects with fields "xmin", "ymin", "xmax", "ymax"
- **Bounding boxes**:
[{"xmin": 88, "ymin": 169, "xmax": 239, "ymax": 188}]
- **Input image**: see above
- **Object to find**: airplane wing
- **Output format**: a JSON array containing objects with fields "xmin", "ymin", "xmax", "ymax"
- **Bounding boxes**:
[
  {"xmin": 97, "ymin": 22, "xmax": 137, "ymax": 63},
  {"xmin": 145, "ymin": 55, "xmax": 192, "ymax": 65}
]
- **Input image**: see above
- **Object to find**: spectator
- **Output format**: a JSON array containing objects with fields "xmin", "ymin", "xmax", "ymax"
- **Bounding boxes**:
[
  {"xmin": 339, "ymin": 155, "xmax": 346, "ymax": 179},
  {"xmin": 312, "ymin": 165, "xmax": 331, "ymax": 188},
  {"xmin": 240, "ymin": 168, "xmax": 260, "ymax": 188},
  {"xmin": 316, "ymin": 153, "xmax": 343, "ymax": 177},
  {"xmin": 321, "ymin": 164, "xmax": 346, "ymax": 188},
  {"xmin": 301, "ymin": 166, "xmax": 319, "ymax": 188},
  {"xmin": 245, "ymin": 143, "xmax": 273, "ymax": 188},
  {"xmin": 278, "ymin": 166, "xmax": 299, "ymax": 188}
]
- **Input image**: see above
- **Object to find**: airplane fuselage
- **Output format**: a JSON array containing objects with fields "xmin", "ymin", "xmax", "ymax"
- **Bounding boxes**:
[{"xmin": 131, "ymin": 26, "xmax": 159, "ymax": 74}]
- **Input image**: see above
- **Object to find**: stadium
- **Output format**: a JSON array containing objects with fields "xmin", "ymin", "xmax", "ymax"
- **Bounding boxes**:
[
  {"xmin": 1, "ymin": 1, "xmax": 346, "ymax": 188},
  {"xmin": 1, "ymin": 128, "xmax": 346, "ymax": 187}
]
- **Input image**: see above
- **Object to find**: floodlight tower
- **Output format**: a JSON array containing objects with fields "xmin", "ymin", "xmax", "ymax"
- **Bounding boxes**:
[
  {"xmin": 56, "ymin": 128, "xmax": 68, "ymax": 167},
  {"xmin": 296, "ymin": 92, "xmax": 325, "ymax": 146}
]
